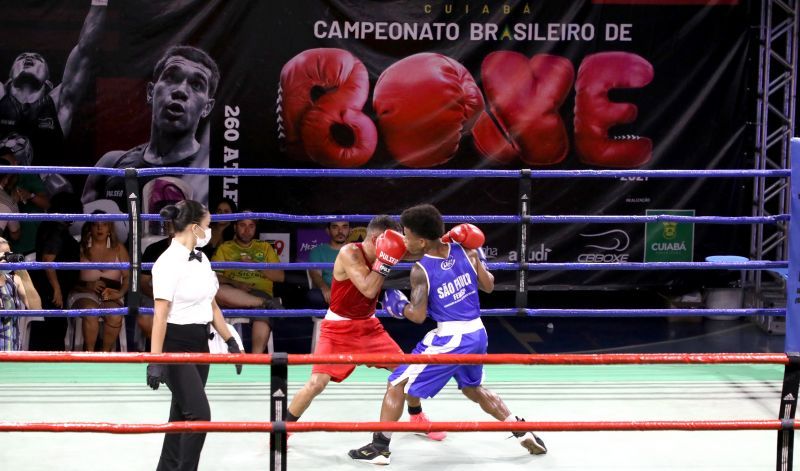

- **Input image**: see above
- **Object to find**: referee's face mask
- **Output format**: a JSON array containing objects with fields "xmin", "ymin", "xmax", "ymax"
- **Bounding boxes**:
[{"xmin": 193, "ymin": 223, "xmax": 212, "ymax": 248}]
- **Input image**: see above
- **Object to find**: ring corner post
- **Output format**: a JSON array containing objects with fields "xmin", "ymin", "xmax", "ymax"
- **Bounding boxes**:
[
  {"xmin": 777, "ymin": 138, "xmax": 800, "ymax": 471},
  {"xmin": 516, "ymin": 170, "xmax": 532, "ymax": 310},
  {"xmin": 123, "ymin": 168, "xmax": 141, "ymax": 318},
  {"xmin": 270, "ymin": 352, "xmax": 288, "ymax": 471}
]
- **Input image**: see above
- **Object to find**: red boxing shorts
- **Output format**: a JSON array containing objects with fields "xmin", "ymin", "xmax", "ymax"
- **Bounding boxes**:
[{"xmin": 312, "ymin": 317, "xmax": 403, "ymax": 382}]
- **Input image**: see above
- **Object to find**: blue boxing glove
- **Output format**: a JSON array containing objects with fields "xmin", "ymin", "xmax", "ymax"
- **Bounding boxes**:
[
  {"xmin": 476, "ymin": 247, "xmax": 488, "ymax": 269},
  {"xmin": 383, "ymin": 289, "xmax": 409, "ymax": 319}
]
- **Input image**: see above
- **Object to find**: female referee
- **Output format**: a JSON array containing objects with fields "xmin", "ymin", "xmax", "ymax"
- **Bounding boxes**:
[{"xmin": 146, "ymin": 199, "xmax": 242, "ymax": 471}]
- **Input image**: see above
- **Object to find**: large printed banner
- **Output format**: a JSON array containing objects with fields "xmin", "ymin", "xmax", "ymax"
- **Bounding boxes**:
[{"xmin": 0, "ymin": 0, "xmax": 756, "ymax": 287}]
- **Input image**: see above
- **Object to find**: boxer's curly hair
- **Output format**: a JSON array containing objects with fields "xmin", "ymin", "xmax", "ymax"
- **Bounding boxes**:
[{"xmin": 400, "ymin": 204, "xmax": 444, "ymax": 241}]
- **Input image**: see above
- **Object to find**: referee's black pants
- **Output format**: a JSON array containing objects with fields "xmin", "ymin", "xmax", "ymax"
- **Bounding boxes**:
[{"xmin": 157, "ymin": 323, "xmax": 210, "ymax": 471}]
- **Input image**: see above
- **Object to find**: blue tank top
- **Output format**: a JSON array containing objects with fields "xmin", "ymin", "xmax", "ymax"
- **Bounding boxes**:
[{"xmin": 417, "ymin": 243, "xmax": 480, "ymax": 322}]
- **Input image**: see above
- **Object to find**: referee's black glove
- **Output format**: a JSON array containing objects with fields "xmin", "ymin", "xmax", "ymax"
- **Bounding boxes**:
[
  {"xmin": 226, "ymin": 337, "xmax": 243, "ymax": 375},
  {"xmin": 146, "ymin": 364, "xmax": 166, "ymax": 390}
]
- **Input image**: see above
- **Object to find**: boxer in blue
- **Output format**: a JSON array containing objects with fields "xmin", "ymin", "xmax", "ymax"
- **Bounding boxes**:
[{"xmin": 349, "ymin": 204, "xmax": 547, "ymax": 465}]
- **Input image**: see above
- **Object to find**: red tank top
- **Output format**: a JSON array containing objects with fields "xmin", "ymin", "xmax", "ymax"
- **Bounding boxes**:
[{"xmin": 328, "ymin": 243, "xmax": 378, "ymax": 319}]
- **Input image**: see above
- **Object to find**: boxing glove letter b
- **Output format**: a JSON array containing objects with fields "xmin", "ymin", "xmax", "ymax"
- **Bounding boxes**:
[
  {"xmin": 278, "ymin": 48, "xmax": 377, "ymax": 167},
  {"xmin": 373, "ymin": 53, "xmax": 484, "ymax": 168}
]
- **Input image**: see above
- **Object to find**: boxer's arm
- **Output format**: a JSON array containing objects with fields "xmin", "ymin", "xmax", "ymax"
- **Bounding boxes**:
[
  {"xmin": 53, "ymin": 0, "xmax": 109, "ymax": 136},
  {"xmin": 340, "ymin": 244, "xmax": 384, "ymax": 299},
  {"xmin": 468, "ymin": 249, "xmax": 494, "ymax": 293},
  {"xmin": 403, "ymin": 265, "xmax": 428, "ymax": 324},
  {"xmin": 82, "ymin": 150, "xmax": 121, "ymax": 203}
]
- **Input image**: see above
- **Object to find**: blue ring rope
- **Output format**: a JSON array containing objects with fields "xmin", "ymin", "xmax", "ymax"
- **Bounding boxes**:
[
  {"xmin": 2, "ymin": 261, "xmax": 787, "ymax": 271},
  {"xmin": 0, "ymin": 212, "xmax": 783, "ymax": 225},
  {"xmin": 164, "ymin": 213, "xmax": 785, "ymax": 225},
  {"xmin": 1, "ymin": 165, "xmax": 789, "ymax": 179},
  {"xmin": 135, "ymin": 167, "xmax": 790, "ymax": 179},
  {"xmin": 3, "ymin": 308, "xmax": 784, "ymax": 318}
]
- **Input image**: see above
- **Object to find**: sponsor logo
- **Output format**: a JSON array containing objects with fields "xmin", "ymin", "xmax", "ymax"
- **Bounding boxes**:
[
  {"xmin": 577, "ymin": 229, "xmax": 630, "ymax": 263},
  {"xmin": 0, "ymin": 119, "xmax": 15, "ymax": 125},
  {"xmin": 509, "ymin": 243, "xmax": 552, "ymax": 262},
  {"xmin": 441, "ymin": 256, "xmax": 456, "ymax": 270},
  {"xmin": 580, "ymin": 229, "xmax": 630, "ymax": 251},
  {"xmin": 299, "ymin": 242, "xmax": 321, "ymax": 252},
  {"xmin": 644, "ymin": 210, "xmax": 694, "ymax": 262},
  {"xmin": 650, "ymin": 241, "xmax": 687, "ymax": 251},
  {"xmin": 379, "ymin": 252, "xmax": 399, "ymax": 264},
  {"xmin": 662, "ymin": 222, "xmax": 678, "ymax": 240},
  {"xmin": 37, "ymin": 117, "xmax": 54, "ymax": 130},
  {"xmin": 529, "ymin": 243, "xmax": 551, "ymax": 262}
]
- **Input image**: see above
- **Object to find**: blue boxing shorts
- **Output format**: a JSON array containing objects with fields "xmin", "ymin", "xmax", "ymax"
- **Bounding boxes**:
[{"xmin": 388, "ymin": 318, "xmax": 487, "ymax": 399}]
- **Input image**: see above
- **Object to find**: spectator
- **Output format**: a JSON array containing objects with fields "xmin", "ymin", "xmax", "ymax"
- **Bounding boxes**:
[
  {"xmin": 0, "ymin": 157, "xmax": 21, "ymax": 243},
  {"xmin": 202, "ymin": 197, "xmax": 236, "ymax": 258},
  {"xmin": 307, "ymin": 221, "xmax": 350, "ymax": 307},
  {"xmin": 28, "ymin": 192, "xmax": 82, "ymax": 351},
  {"xmin": 0, "ymin": 237, "xmax": 33, "ymax": 351},
  {"xmin": 138, "ymin": 221, "xmax": 175, "ymax": 346},
  {"xmin": 68, "ymin": 221, "xmax": 129, "ymax": 351},
  {"xmin": 213, "ymin": 215, "xmax": 284, "ymax": 353},
  {"xmin": 0, "ymin": 135, "xmax": 50, "ymax": 257}
]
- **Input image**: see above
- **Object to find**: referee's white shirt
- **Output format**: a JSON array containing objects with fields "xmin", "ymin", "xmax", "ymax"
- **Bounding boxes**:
[{"xmin": 152, "ymin": 239, "xmax": 218, "ymax": 325}]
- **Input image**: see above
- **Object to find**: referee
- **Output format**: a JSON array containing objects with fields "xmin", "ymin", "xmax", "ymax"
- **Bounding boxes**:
[{"xmin": 146, "ymin": 199, "xmax": 242, "ymax": 471}]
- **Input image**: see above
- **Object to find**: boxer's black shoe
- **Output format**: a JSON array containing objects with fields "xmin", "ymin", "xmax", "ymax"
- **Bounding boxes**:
[{"xmin": 348, "ymin": 442, "xmax": 391, "ymax": 465}]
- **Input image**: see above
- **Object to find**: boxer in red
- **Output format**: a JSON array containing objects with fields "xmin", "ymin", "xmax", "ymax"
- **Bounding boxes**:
[{"xmin": 286, "ymin": 215, "xmax": 446, "ymax": 441}]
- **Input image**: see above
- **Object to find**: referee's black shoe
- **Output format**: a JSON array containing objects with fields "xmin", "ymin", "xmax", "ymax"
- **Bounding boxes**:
[{"xmin": 348, "ymin": 442, "xmax": 391, "ymax": 465}]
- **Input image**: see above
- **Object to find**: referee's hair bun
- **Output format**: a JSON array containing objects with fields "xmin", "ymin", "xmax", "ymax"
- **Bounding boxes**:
[{"xmin": 160, "ymin": 205, "xmax": 180, "ymax": 220}]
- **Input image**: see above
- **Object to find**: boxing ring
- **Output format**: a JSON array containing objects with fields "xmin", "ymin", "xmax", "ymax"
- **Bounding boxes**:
[{"xmin": 2, "ymin": 139, "xmax": 800, "ymax": 470}]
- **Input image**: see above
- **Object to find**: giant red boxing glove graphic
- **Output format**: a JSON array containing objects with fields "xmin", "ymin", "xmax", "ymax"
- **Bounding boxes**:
[
  {"xmin": 373, "ymin": 53, "xmax": 484, "ymax": 168},
  {"xmin": 473, "ymin": 52, "xmax": 574, "ymax": 165},
  {"xmin": 574, "ymin": 52, "xmax": 654, "ymax": 168},
  {"xmin": 278, "ymin": 48, "xmax": 377, "ymax": 167}
]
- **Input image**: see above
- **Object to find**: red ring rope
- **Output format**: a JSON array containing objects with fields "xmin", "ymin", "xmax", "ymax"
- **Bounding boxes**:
[
  {"xmin": 0, "ymin": 352, "xmax": 789, "ymax": 365},
  {"xmin": 0, "ymin": 420, "xmax": 792, "ymax": 433}
]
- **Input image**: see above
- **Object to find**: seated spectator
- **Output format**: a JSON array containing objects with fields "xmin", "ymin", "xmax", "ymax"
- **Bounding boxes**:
[
  {"xmin": 0, "ymin": 136, "xmax": 49, "ymax": 257},
  {"xmin": 202, "ymin": 197, "xmax": 237, "ymax": 258},
  {"xmin": 69, "ymin": 221, "xmax": 129, "ymax": 351},
  {"xmin": 0, "ymin": 157, "xmax": 21, "ymax": 244},
  {"xmin": 213, "ymin": 214, "xmax": 284, "ymax": 353},
  {"xmin": 137, "ymin": 222, "xmax": 175, "ymax": 346},
  {"xmin": 0, "ymin": 237, "xmax": 33, "ymax": 351},
  {"xmin": 28, "ymin": 192, "xmax": 82, "ymax": 351},
  {"xmin": 307, "ymin": 221, "xmax": 350, "ymax": 307}
]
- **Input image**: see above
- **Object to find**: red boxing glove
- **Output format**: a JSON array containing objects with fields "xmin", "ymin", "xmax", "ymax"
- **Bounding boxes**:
[
  {"xmin": 442, "ymin": 223, "xmax": 485, "ymax": 250},
  {"xmin": 574, "ymin": 52, "xmax": 654, "ymax": 168},
  {"xmin": 373, "ymin": 53, "xmax": 484, "ymax": 168},
  {"xmin": 372, "ymin": 229, "xmax": 406, "ymax": 276},
  {"xmin": 473, "ymin": 52, "xmax": 574, "ymax": 166},
  {"xmin": 278, "ymin": 48, "xmax": 377, "ymax": 167}
]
